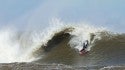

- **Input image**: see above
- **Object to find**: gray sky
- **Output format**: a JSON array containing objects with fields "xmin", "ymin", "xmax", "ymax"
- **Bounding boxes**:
[{"xmin": 0, "ymin": 0, "xmax": 125, "ymax": 33}]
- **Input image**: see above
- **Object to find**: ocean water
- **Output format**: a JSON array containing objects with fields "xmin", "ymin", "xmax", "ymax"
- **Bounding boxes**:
[{"xmin": 0, "ymin": 19, "xmax": 125, "ymax": 69}]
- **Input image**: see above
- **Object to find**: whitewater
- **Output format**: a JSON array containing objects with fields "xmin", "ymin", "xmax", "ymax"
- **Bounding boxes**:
[
  {"xmin": 0, "ymin": 19, "xmax": 106, "ymax": 63},
  {"xmin": 0, "ymin": 18, "xmax": 125, "ymax": 69}
]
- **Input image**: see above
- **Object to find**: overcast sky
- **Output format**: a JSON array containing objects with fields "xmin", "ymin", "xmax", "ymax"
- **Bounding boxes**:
[{"xmin": 0, "ymin": 0, "xmax": 125, "ymax": 32}]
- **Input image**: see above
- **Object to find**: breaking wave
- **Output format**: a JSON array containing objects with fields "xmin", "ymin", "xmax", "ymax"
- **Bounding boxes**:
[{"xmin": 0, "ymin": 19, "xmax": 125, "ymax": 66}]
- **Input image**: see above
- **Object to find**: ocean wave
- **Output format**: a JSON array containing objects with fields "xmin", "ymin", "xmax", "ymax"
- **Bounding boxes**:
[{"xmin": 0, "ymin": 19, "xmax": 125, "ymax": 66}]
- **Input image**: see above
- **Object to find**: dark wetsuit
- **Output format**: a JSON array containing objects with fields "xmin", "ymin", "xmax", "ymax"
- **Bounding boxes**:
[
  {"xmin": 80, "ymin": 40, "xmax": 89, "ymax": 52},
  {"xmin": 83, "ymin": 40, "xmax": 88, "ymax": 49}
]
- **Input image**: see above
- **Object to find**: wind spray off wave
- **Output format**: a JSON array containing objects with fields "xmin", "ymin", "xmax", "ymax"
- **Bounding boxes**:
[{"xmin": 0, "ymin": 19, "xmax": 106, "ymax": 63}]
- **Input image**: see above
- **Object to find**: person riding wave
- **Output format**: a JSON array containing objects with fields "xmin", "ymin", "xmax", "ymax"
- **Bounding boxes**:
[{"xmin": 79, "ymin": 40, "xmax": 89, "ymax": 55}]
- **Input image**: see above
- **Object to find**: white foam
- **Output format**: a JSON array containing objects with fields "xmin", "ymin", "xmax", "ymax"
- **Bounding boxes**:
[
  {"xmin": 0, "ymin": 18, "xmax": 106, "ymax": 63},
  {"xmin": 68, "ymin": 23, "xmax": 106, "ymax": 51}
]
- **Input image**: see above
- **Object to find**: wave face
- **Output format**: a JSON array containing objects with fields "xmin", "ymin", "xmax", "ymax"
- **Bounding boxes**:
[
  {"xmin": 0, "ymin": 20, "xmax": 125, "ymax": 66},
  {"xmin": 36, "ymin": 30, "xmax": 125, "ymax": 66}
]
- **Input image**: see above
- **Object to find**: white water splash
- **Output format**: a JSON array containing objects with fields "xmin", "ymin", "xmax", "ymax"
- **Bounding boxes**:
[
  {"xmin": 68, "ymin": 23, "xmax": 106, "ymax": 52},
  {"xmin": 0, "ymin": 19, "xmax": 106, "ymax": 63}
]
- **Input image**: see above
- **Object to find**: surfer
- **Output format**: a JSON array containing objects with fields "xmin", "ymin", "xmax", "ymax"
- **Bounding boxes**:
[{"xmin": 79, "ymin": 40, "xmax": 89, "ymax": 55}]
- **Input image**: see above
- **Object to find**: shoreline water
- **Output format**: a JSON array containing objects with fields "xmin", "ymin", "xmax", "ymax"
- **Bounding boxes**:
[{"xmin": 0, "ymin": 62, "xmax": 125, "ymax": 70}]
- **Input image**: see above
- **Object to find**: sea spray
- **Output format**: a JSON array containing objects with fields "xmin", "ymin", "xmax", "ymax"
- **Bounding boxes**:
[
  {"xmin": 0, "ymin": 19, "xmax": 106, "ymax": 63},
  {"xmin": 68, "ymin": 23, "xmax": 106, "ymax": 52}
]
